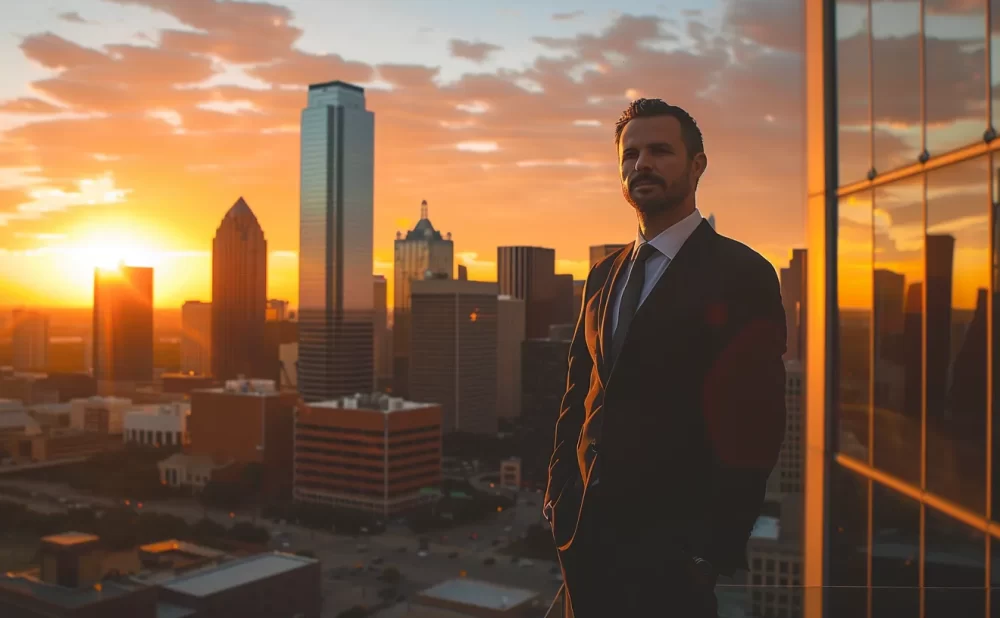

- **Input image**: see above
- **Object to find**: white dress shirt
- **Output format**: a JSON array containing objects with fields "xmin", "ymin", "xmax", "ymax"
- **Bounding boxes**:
[{"xmin": 610, "ymin": 208, "xmax": 705, "ymax": 336}]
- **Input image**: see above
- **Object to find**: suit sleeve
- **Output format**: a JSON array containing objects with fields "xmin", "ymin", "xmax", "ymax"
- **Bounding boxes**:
[
  {"xmin": 698, "ymin": 258, "xmax": 787, "ymax": 574},
  {"xmin": 545, "ymin": 265, "xmax": 597, "ymax": 506}
]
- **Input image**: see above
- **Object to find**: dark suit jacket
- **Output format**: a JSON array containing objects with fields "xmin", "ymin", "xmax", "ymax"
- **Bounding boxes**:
[{"xmin": 545, "ymin": 220, "xmax": 787, "ymax": 578}]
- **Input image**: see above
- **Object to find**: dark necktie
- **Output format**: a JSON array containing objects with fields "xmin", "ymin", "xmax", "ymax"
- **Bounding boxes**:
[{"xmin": 610, "ymin": 242, "xmax": 658, "ymax": 364}]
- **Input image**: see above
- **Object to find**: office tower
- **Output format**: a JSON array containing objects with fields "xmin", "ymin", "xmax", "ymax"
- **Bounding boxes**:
[
  {"xmin": 572, "ymin": 280, "xmax": 585, "ymax": 321},
  {"xmin": 266, "ymin": 299, "xmax": 289, "ymax": 321},
  {"xmin": 780, "ymin": 249, "xmax": 807, "ymax": 361},
  {"xmin": 805, "ymin": 7, "xmax": 999, "ymax": 615},
  {"xmin": 298, "ymin": 81, "xmax": 375, "ymax": 402},
  {"xmin": 373, "ymin": 274, "xmax": 391, "ymax": 390},
  {"xmin": 93, "ymin": 265, "xmax": 153, "ymax": 390},
  {"xmin": 11, "ymin": 309, "xmax": 48, "ymax": 371},
  {"xmin": 497, "ymin": 295, "xmax": 526, "ymax": 420},
  {"xmin": 180, "ymin": 301, "xmax": 211, "ymax": 375},
  {"xmin": 496, "ymin": 246, "xmax": 560, "ymax": 339},
  {"xmin": 393, "ymin": 199, "xmax": 454, "ymax": 397},
  {"xmin": 294, "ymin": 394, "xmax": 442, "ymax": 517},
  {"xmin": 211, "ymin": 197, "xmax": 268, "ymax": 381},
  {"xmin": 589, "ymin": 244, "xmax": 626, "ymax": 268},
  {"xmin": 457, "ymin": 264, "xmax": 468, "ymax": 280},
  {"xmin": 767, "ymin": 359, "xmax": 804, "ymax": 497},
  {"xmin": 552, "ymin": 273, "xmax": 575, "ymax": 328},
  {"xmin": 409, "ymin": 279, "xmax": 498, "ymax": 434}
]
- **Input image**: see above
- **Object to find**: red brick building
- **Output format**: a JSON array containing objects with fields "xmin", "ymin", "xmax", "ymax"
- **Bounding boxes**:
[
  {"xmin": 188, "ymin": 379, "xmax": 297, "ymax": 501},
  {"xmin": 294, "ymin": 393, "xmax": 441, "ymax": 517}
]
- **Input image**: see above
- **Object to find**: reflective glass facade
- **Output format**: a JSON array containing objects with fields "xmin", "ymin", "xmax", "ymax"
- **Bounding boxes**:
[
  {"xmin": 810, "ymin": 0, "xmax": 999, "ymax": 614},
  {"xmin": 298, "ymin": 81, "xmax": 375, "ymax": 402}
]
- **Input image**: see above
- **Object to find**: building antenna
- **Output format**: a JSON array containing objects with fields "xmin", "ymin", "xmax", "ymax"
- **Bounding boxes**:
[{"xmin": 420, "ymin": 199, "xmax": 428, "ymax": 220}]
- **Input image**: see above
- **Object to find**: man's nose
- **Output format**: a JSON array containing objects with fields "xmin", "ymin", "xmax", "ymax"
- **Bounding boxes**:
[{"xmin": 634, "ymin": 150, "xmax": 653, "ymax": 171}]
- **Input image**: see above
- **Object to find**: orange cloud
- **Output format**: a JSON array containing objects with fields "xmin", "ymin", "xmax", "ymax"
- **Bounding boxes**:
[{"xmin": 0, "ymin": 3, "xmax": 815, "ymax": 309}]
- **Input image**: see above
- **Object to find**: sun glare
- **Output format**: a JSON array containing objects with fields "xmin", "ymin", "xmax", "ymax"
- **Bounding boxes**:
[{"xmin": 68, "ymin": 224, "xmax": 164, "ymax": 272}]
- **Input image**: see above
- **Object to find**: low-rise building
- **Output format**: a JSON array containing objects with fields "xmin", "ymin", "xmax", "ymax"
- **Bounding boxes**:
[
  {"xmin": 499, "ymin": 457, "xmax": 521, "ymax": 491},
  {"xmin": 188, "ymin": 378, "xmax": 298, "ymax": 501},
  {"xmin": 125, "ymin": 402, "xmax": 189, "ymax": 447},
  {"xmin": 68, "ymin": 396, "xmax": 132, "ymax": 434},
  {"xmin": 157, "ymin": 453, "xmax": 229, "ymax": 490},
  {"xmin": 294, "ymin": 393, "xmax": 442, "ymax": 517},
  {"xmin": 0, "ymin": 531, "xmax": 321, "ymax": 618},
  {"xmin": 414, "ymin": 578, "xmax": 540, "ymax": 617}
]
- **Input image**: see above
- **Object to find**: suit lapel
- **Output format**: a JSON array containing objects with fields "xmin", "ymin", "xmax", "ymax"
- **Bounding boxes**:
[
  {"xmin": 605, "ymin": 221, "xmax": 716, "ymax": 385},
  {"xmin": 597, "ymin": 242, "xmax": 634, "ymax": 382}
]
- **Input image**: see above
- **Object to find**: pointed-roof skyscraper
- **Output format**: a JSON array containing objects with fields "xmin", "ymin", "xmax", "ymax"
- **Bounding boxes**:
[
  {"xmin": 393, "ymin": 199, "xmax": 454, "ymax": 397},
  {"xmin": 212, "ymin": 196, "xmax": 268, "ymax": 381}
]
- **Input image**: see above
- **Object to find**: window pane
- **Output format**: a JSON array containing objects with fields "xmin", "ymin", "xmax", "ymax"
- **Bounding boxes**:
[
  {"xmin": 871, "ymin": 0, "xmax": 921, "ymax": 174},
  {"xmin": 873, "ymin": 176, "xmax": 924, "ymax": 486},
  {"xmin": 925, "ymin": 157, "xmax": 989, "ymax": 514},
  {"xmin": 838, "ymin": 191, "xmax": 873, "ymax": 460},
  {"xmin": 924, "ymin": 506, "xmax": 985, "ymax": 617},
  {"xmin": 837, "ymin": 0, "xmax": 872, "ymax": 185},
  {"xmin": 827, "ymin": 463, "xmax": 869, "ymax": 617},
  {"xmin": 871, "ymin": 482, "xmax": 920, "ymax": 615},
  {"xmin": 925, "ymin": 0, "xmax": 987, "ymax": 155}
]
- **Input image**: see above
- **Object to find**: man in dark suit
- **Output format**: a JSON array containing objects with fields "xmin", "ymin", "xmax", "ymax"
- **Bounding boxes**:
[{"xmin": 543, "ymin": 99, "xmax": 787, "ymax": 617}]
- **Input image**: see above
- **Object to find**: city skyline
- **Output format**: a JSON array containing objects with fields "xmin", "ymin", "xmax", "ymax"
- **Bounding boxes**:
[{"xmin": 0, "ymin": 0, "xmax": 808, "ymax": 310}]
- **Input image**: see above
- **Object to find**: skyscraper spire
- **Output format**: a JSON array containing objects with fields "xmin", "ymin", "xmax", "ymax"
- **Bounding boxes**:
[{"xmin": 420, "ymin": 199, "xmax": 428, "ymax": 220}]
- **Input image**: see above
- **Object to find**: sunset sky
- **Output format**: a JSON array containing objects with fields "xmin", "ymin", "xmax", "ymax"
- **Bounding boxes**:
[{"xmin": 0, "ymin": 0, "xmax": 808, "ymax": 309}]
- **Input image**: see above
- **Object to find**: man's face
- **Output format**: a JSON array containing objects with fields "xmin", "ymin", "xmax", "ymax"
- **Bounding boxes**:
[{"xmin": 618, "ymin": 115, "xmax": 706, "ymax": 217}]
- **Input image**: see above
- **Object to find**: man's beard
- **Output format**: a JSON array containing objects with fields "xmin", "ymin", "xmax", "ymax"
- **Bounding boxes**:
[{"xmin": 623, "ymin": 167, "xmax": 692, "ymax": 216}]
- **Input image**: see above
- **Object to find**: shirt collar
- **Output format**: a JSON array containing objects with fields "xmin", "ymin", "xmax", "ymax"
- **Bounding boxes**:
[{"xmin": 634, "ymin": 208, "xmax": 704, "ymax": 260}]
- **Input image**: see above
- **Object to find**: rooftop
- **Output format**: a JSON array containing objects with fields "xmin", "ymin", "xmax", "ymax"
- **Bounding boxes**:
[
  {"xmin": 418, "ymin": 578, "xmax": 537, "ymax": 611},
  {"xmin": 750, "ymin": 516, "xmax": 781, "ymax": 541},
  {"xmin": 0, "ymin": 575, "xmax": 141, "ymax": 609},
  {"xmin": 41, "ymin": 532, "xmax": 101, "ymax": 547},
  {"xmin": 139, "ymin": 540, "xmax": 226, "ymax": 559},
  {"xmin": 308, "ymin": 79, "xmax": 364, "ymax": 93},
  {"xmin": 160, "ymin": 552, "xmax": 316, "ymax": 598},
  {"xmin": 308, "ymin": 392, "xmax": 433, "ymax": 414}
]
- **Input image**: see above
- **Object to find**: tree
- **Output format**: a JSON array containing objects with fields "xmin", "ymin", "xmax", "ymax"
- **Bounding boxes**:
[
  {"xmin": 380, "ymin": 566, "xmax": 402, "ymax": 586},
  {"xmin": 191, "ymin": 517, "xmax": 227, "ymax": 543},
  {"xmin": 228, "ymin": 521, "xmax": 270, "ymax": 545}
]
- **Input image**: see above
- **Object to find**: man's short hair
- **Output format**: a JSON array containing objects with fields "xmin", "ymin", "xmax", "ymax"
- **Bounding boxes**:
[{"xmin": 613, "ymin": 99, "xmax": 705, "ymax": 159}]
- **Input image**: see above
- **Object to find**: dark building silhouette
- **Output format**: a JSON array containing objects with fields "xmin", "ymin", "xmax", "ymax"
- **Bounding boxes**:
[
  {"xmin": 589, "ymin": 244, "xmax": 626, "ymax": 268},
  {"xmin": 497, "ymin": 246, "xmax": 559, "ymax": 339},
  {"xmin": 373, "ymin": 274, "xmax": 391, "ymax": 391},
  {"xmin": 409, "ymin": 279, "xmax": 497, "ymax": 434},
  {"xmin": 520, "ymin": 335, "xmax": 571, "ymax": 486},
  {"xmin": 780, "ymin": 249, "xmax": 807, "ymax": 362},
  {"xmin": 211, "ymin": 197, "xmax": 268, "ymax": 381},
  {"xmin": 925, "ymin": 234, "xmax": 955, "ymax": 426},
  {"xmin": 393, "ymin": 200, "xmax": 454, "ymax": 398},
  {"xmin": 93, "ymin": 265, "xmax": 153, "ymax": 389},
  {"xmin": 552, "ymin": 273, "xmax": 575, "ymax": 328}
]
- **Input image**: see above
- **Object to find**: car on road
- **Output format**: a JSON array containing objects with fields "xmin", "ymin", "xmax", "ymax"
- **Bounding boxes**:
[
  {"xmin": 483, "ymin": 557, "xmax": 496, "ymax": 566},
  {"xmin": 447, "ymin": 552, "xmax": 458, "ymax": 559},
  {"xmin": 417, "ymin": 550, "xmax": 428, "ymax": 558}
]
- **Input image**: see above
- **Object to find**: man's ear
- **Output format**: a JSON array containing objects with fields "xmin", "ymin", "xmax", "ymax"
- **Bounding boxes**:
[{"xmin": 692, "ymin": 152, "xmax": 707, "ymax": 183}]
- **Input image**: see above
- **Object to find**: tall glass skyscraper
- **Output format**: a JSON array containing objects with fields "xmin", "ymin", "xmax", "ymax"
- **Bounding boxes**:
[{"xmin": 298, "ymin": 80, "xmax": 375, "ymax": 402}]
